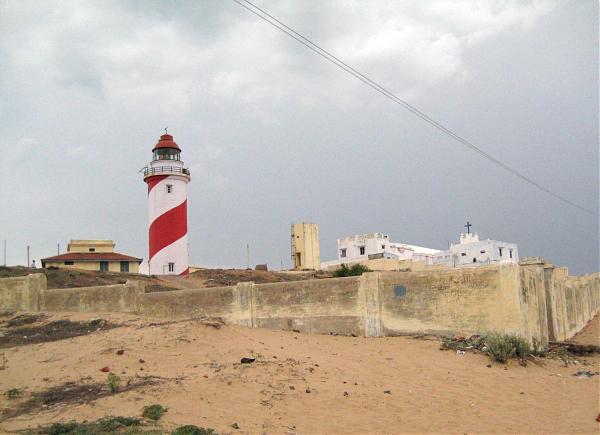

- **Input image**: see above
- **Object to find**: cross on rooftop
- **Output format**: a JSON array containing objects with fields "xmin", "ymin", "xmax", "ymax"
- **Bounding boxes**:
[{"xmin": 465, "ymin": 221, "xmax": 472, "ymax": 234}]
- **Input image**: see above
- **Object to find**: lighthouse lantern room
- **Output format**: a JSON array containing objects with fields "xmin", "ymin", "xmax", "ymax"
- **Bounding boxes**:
[{"xmin": 143, "ymin": 133, "xmax": 191, "ymax": 275}]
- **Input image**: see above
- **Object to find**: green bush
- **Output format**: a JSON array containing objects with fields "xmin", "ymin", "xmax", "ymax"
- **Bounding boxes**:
[
  {"xmin": 507, "ymin": 335, "xmax": 531, "ymax": 358},
  {"xmin": 484, "ymin": 333, "xmax": 514, "ymax": 362},
  {"xmin": 98, "ymin": 416, "xmax": 141, "ymax": 431},
  {"xmin": 333, "ymin": 263, "xmax": 372, "ymax": 277},
  {"xmin": 107, "ymin": 373, "xmax": 120, "ymax": 393},
  {"xmin": 484, "ymin": 333, "xmax": 531, "ymax": 363},
  {"xmin": 172, "ymin": 425, "xmax": 218, "ymax": 435},
  {"xmin": 6, "ymin": 388, "xmax": 21, "ymax": 399},
  {"xmin": 143, "ymin": 404, "xmax": 168, "ymax": 421},
  {"xmin": 47, "ymin": 422, "xmax": 79, "ymax": 435}
]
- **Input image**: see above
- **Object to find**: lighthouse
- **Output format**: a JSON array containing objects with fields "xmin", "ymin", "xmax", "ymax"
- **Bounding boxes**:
[{"xmin": 143, "ymin": 132, "xmax": 191, "ymax": 275}]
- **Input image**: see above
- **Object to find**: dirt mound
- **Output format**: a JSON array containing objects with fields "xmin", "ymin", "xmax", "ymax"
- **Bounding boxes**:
[
  {"xmin": 2, "ymin": 376, "xmax": 163, "ymax": 420},
  {"xmin": 188, "ymin": 268, "xmax": 332, "ymax": 288},
  {"xmin": 570, "ymin": 314, "xmax": 599, "ymax": 346},
  {"xmin": 0, "ymin": 317, "xmax": 119, "ymax": 349},
  {"xmin": 0, "ymin": 266, "xmax": 180, "ymax": 292}
]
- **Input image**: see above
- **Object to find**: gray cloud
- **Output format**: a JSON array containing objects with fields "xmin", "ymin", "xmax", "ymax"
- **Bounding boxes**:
[{"xmin": 0, "ymin": 0, "xmax": 597, "ymax": 273}]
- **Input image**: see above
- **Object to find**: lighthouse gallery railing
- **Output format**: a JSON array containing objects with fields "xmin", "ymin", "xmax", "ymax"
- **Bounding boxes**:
[{"xmin": 143, "ymin": 166, "xmax": 191, "ymax": 178}]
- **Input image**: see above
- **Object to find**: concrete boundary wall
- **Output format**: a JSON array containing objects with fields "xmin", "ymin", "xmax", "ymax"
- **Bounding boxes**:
[
  {"xmin": 1, "ymin": 265, "xmax": 598, "ymax": 346},
  {"xmin": 0, "ymin": 274, "xmax": 46, "ymax": 311}
]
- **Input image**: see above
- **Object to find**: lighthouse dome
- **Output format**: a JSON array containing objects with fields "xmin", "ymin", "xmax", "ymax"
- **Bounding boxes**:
[
  {"xmin": 152, "ymin": 134, "xmax": 181, "ymax": 161},
  {"xmin": 153, "ymin": 134, "xmax": 181, "ymax": 151}
]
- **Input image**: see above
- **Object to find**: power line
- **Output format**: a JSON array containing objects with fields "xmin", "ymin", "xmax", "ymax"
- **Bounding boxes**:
[{"xmin": 233, "ymin": 0, "xmax": 597, "ymax": 217}]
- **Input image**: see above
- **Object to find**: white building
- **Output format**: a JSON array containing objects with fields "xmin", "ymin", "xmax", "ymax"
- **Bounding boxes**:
[
  {"xmin": 321, "ymin": 233, "xmax": 441, "ymax": 269},
  {"xmin": 432, "ymin": 232, "xmax": 519, "ymax": 267}
]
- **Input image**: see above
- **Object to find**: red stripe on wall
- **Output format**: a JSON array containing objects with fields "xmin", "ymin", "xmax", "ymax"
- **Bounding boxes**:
[
  {"xmin": 146, "ymin": 175, "xmax": 169, "ymax": 194},
  {"xmin": 179, "ymin": 268, "xmax": 189, "ymax": 276},
  {"xmin": 149, "ymin": 200, "xmax": 188, "ymax": 260}
]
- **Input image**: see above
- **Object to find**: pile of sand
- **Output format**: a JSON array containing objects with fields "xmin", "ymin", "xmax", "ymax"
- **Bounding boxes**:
[{"xmin": 0, "ymin": 311, "xmax": 598, "ymax": 434}]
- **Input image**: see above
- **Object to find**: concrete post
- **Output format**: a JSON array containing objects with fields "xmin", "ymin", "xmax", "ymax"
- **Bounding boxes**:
[
  {"xmin": 231, "ymin": 282, "xmax": 255, "ymax": 328},
  {"xmin": 543, "ymin": 262, "xmax": 559, "ymax": 342},
  {"xmin": 358, "ymin": 272, "xmax": 382, "ymax": 337}
]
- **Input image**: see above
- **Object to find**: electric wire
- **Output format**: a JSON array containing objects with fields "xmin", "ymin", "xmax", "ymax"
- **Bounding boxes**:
[{"xmin": 233, "ymin": 0, "xmax": 597, "ymax": 216}]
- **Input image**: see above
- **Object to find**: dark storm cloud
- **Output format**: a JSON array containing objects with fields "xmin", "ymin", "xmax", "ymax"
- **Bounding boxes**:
[{"xmin": 0, "ymin": 0, "xmax": 597, "ymax": 273}]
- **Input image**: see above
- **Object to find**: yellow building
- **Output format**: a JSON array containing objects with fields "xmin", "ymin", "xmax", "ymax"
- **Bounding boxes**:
[
  {"xmin": 291, "ymin": 223, "xmax": 320, "ymax": 270},
  {"xmin": 41, "ymin": 240, "xmax": 142, "ymax": 273}
]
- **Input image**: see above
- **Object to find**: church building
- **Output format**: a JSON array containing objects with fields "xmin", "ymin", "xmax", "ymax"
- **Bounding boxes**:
[{"xmin": 432, "ymin": 223, "xmax": 519, "ymax": 267}]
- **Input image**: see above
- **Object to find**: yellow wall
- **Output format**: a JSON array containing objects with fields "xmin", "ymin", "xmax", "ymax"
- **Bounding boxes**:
[
  {"xmin": 291, "ymin": 223, "xmax": 320, "ymax": 270},
  {"xmin": 43, "ymin": 260, "xmax": 140, "ymax": 274},
  {"xmin": 2, "ymin": 265, "xmax": 598, "ymax": 346},
  {"xmin": 67, "ymin": 239, "xmax": 115, "ymax": 253}
]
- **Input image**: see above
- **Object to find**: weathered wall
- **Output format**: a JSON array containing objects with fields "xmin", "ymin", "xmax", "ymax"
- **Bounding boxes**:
[
  {"xmin": 137, "ymin": 277, "xmax": 363, "ymax": 336},
  {"xmin": 562, "ymin": 273, "xmax": 600, "ymax": 339},
  {"xmin": 138, "ymin": 286, "xmax": 236, "ymax": 320},
  {"xmin": 376, "ymin": 265, "xmax": 522, "ymax": 337},
  {"xmin": 1, "ymin": 266, "xmax": 598, "ymax": 346},
  {"xmin": 250, "ymin": 277, "xmax": 362, "ymax": 335},
  {"xmin": 42, "ymin": 281, "xmax": 145, "ymax": 313},
  {"xmin": 518, "ymin": 262, "xmax": 549, "ymax": 348},
  {"xmin": 0, "ymin": 273, "xmax": 46, "ymax": 311},
  {"xmin": 542, "ymin": 266, "xmax": 600, "ymax": 342}
]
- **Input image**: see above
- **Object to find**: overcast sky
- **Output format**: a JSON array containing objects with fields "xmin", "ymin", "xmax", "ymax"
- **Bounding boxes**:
[{"xmin": 1, "ymin": 0, "xmax": 598, "ymax": 274}]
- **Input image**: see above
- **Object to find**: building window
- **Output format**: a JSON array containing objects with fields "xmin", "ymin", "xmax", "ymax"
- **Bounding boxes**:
[
  {"xmin": 359, "ymin": 246, "xmax": 365, "ymax": 255},
  {"xmin": 461, "ymin": 253, "xmax": 466, "ymax": 257},
  {"xmin": 480, "ymin": 250, "xmax": 485, "ymax": 254},
  {"xmin": 499, "ymin": 247, "xmax": 503, "ymax": 257},
  {"xmin": 64, "ymin": 261, "xmax": 74, "ymax": 265},
  {"xmin": 381, "ymin": 245, "xmax": 386, "ymax": 249},
  {"xmin": 100, "ymin": 261, "xmax": 109, "ymax": 272},
  {"xmin": 166, "ymin": 184, "xmax": 173, "ymax": 194},
  {"xmin": 168, "ymin": 262, "xmax": 175, "ymax": 272},
  {"xmin": 473, "ymin": 258, "xmax": 477, "ymax": 263},
  {"xmin": 89, "ymin": 248, "xmax": 95, "ymax": 252},
  {"xmin": 120, "ymin": 261, "xmax": 129, "ymax": 272},
  {"xmin": 340, "ymin": 249, "xmax": 347, "ymax": 258},
  {"xmin": 509, "ymin": 249, "xmax": 513, "ymax": 259}
]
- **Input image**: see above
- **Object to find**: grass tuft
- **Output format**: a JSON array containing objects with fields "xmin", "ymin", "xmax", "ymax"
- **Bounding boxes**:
[
  {"xmin": 172, "ymin": 425, "xmax": 218, "ymax": 435},
  {"xmin": 6, "ymin": 388, "xmax": 21, "ymax": 399},
  {"xmin": 484, "ymin": 333, "xmax": 531, "ymax": 363},
  {"xmin": 107, "ymin": 373, "xmax": 120, "ymax": 393},
  {"xmin": 143, "ymin": 404, "xmax": 168, "ymax": 421}
]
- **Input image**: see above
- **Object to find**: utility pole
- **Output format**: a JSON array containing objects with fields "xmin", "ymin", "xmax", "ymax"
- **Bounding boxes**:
[
  {"xmin": 57, "ymin": 243, "xmax": 60, "ymax": 255},
  {"xmin": 26, "ymin": 245, "xmax": 30, "ymax": 267}
]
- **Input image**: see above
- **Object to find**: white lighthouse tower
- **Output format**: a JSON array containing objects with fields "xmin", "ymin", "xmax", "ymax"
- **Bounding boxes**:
[{"xmin": 142, "ymin": 132, "xmax": 191, "ymax": 275}]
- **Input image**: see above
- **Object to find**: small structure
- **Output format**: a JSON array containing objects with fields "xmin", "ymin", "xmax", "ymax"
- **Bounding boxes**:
[
  {"xmin": 321, "ymin": 232, "xmax": 441, "ymax": 270},
  {"xmin": 291, "ymin": 223, "xmax": 320, "ymax": 270},
  {"xmin": 41, "ymin": 240, "xmax": 142, "ymax": 273},
  {"xmin": 142, "ymin": 132, "xmax": 191, "ymax": 275},
  {"xmin": 432, "ymin": 225, "xmax": 519, "ymax": 267}
]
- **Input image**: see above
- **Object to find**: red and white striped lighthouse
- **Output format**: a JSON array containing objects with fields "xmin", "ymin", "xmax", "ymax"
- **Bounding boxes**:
[{"xmin": 143, "ymin": 133, "xmax": 191, "ymax": 275}]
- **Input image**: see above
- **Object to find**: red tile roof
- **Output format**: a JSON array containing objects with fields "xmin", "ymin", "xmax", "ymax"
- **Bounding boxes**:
[
  {"xmin": 153, "ymin": 134, "xmax": 181, "ymax": 151},
  {"xmin": 41, "ymin": 252, "xmax": 143, "ymax": 263}
]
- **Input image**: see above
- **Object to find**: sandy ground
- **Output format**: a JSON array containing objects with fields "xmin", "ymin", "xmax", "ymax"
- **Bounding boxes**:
[
  {"xmin": 571, "ymin": 315, "xmax": 600, "ymax": 346},
  {"xmin": 1, "ymin": 312, "xmax": 599, "ymax": 434}
]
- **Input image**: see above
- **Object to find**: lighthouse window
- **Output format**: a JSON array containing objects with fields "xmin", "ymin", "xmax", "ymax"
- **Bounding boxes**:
[
  {"xmin": 166, "ymin": 184, "xmax": 173, "ymax": 194},
  {"xmin": 168, "ymin": 262, "xmax": 175, "ymax": 272},
  {"xmin": 153, "ymin": 148, "xmax": 180, "ymax": 161}
]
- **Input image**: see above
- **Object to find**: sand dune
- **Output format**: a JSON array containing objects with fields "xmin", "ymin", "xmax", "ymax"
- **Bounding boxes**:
[{"xmin": 1, "ymin": 312, "xmax": 598, "ymax": 434}]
